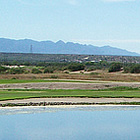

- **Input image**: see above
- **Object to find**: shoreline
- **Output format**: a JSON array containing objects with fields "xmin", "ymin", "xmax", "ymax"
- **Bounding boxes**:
[
  {"xmin": 1, "ymin": 104, "xmax": 140, "ymax": 109},
  {"xmin": 1, "ymin": 97, "xmax": 140, "ymax": 107}
]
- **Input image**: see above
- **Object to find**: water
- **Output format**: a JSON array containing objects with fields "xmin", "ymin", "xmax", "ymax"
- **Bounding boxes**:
[{"xmin": 0, "ymin": 106, "xmax": 140, "ymax": 140}]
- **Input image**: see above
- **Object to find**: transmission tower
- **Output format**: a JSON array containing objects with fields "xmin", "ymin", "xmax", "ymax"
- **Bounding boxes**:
[{"xmin": 30, "ymin": 45, "xmax": 33, "ymax": 54}]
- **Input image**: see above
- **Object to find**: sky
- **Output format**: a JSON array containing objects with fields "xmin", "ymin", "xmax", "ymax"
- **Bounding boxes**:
[{"xmin": 0, "ymin": 0, "xmax": 140, "ymax": 53}]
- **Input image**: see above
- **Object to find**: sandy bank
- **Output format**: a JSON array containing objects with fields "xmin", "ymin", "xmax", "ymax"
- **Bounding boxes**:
[
  {"xmin": 1, "ymin": 97, "xmax": 140, "ymax": 104},
  {"xmin": 0, "ymin": 82, "xmax": 140, "ymax": 90}
]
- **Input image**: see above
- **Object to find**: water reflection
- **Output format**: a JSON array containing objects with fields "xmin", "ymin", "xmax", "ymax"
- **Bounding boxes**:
[
  {"xmin": 0, "ymin": 105, "xmax": 140, "ymax": 115},
  {"xmin": 0, "ymin": 106, "xmax": 140, "ymax": 140}
]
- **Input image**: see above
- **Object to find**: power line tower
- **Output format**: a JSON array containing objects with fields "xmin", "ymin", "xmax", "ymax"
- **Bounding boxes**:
[{"xmin": 30, "ymin": 45, "xmax": 33, "ymax": 54}]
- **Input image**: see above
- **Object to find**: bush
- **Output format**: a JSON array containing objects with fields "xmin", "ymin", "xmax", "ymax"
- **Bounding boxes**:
[
  {"xmin": 0, "ymin": 66, "xmax": 9, "ymax": 73},
  {"xmin": 50, "ymin": 75, "xmax": 58, "ymax": 79},
  {"xmin": 123, "ymin": 66, "xmax": 130, "ymax": 73},
  {"xmin": 44, "ymin": 68, "xmax": 54, "ymax": 73},
  {"xmin": 123, "ymin": 64, "xmax": 140, "ymax": 73},
  {"xmin": 8, "ymin": 68, "xmax": 24, "ymax": 74},
  {"xmin": 87, "ymin": 67, "xmax": 96, "ymax": 72},
  {"xmin": 130, "ymin": 64, "xmax": 140, "ymax": 73},
  {"xmin": 67, "ymin": 63, "xmax": 85, "ymax": 71},
  {"xmin": 31, "ymin": 68, "xmax": 42, "ymax": 74},
  {"xmin": 108, "ymin": 63, "xmax": 122, "ymax": 72},
  {"xmin": 64, "ymin": 71, "xmax": 69, "ymax": 74}
]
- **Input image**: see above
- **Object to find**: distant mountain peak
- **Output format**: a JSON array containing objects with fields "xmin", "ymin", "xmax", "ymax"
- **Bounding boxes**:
[{"xmin": 56, "ymin": 40, "xmax": 65, "ymax": 44}]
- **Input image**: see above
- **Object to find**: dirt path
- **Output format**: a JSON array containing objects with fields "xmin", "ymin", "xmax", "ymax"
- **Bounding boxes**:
[
  {"xmin": 0, "ymin": 82, "xmax": 140, "ymax": 90},
  {"xmin": 1, "ymin": 97, "xmax": 140, "ymax": 104}
]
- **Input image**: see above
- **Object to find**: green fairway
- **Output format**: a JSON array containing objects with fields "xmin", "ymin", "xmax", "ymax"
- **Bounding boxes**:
[
  {"xmin": 0, "ymin": 88, "xmax": 140, "ymax": 101},
  {"xmin": 0, "ymin": 79, "xmax": 101, "ymax": 84}
]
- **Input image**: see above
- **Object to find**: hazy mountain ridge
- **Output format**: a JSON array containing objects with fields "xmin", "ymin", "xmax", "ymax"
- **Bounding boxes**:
[{"xmin": 0, "ymin": 38, "xmax": 139, "ymax": 56}]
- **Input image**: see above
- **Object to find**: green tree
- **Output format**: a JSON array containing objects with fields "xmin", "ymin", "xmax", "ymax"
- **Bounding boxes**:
[
  {"xmin": 130, "ymin": 64, "xmax": 140, "ymax": 73},
  {"xmin": 67, "ymin": 63, "xmax": 85, "ymax": 71},
  {"xmin": 108, "ymin": 62, "xmax": 122, "ymax": 72}
]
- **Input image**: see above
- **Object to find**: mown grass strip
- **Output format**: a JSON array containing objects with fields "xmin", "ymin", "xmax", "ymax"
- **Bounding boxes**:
[
  {"xmin": 0, "ymin": 79, "xmax": 102, "ymax": 84},
  {"xmin": 0, "ymin": 88, "xmax": 140, "ymax": 101}
]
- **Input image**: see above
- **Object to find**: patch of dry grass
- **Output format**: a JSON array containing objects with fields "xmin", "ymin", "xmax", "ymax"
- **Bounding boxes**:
[{"xmin": 0, "ymin": 71, "xmax": 139, "ymax": 82}]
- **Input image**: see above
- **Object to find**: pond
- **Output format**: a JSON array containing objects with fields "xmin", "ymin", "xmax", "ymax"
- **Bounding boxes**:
[{"xmin": 0, "ymin": 105, "xmax": 140, "ymax": 140}]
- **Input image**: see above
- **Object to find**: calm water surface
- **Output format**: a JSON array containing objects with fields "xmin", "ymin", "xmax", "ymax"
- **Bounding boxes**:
[{"xmin": 0, "ymin": 106, "xmax": 140, "ymax": 140}]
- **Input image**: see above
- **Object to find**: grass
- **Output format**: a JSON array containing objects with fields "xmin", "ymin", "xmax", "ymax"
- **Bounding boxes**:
[
  {"xmin": 0, "ymin": 79, "xmax": 104, "ymax": 84},
  {"xmin": 0, "ymin": 71, "xmax": 140, "ymax": 82},
  {"xmin": 0, "ymin": 88, "xmax": 140, "ymax": 101}
]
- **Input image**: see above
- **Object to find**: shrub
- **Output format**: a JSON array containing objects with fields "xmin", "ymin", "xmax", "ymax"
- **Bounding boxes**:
[
  {"xmin": 31, "ymin": 68, "xmax": 42, "ymax": 74},
  {"xmin": 130, "ymin": 64, "xmax": 140, "ymax": 73},
  {"xmin": 108, "ymin": 63, "xmax": 122, "ymax": 72},
  {"xmin": 67, "ymin": 63, "xmax": 85, "ymax": 71},
  {"xmin": 44, "ymin": 68, "xmax": 54, "ymax": 73},
  {"xmin": 87, "ymin": 67, "xmax": 96, "ymax": 71},
  {"xmin": 50, "ymin": 75, "xmax": 58, "ymax": 79},
  {"xmin": 123, "ymin": 66, "xmax": 130, "ymax": 73},
  {"xmin": 9, "ymin": 68, "xmax": 24, "ymax": 74},
  {"xmin": 64, "ymin": 71, "xmax": 69, "ymax": 74},
  {"xmin": 0, "ymin": 66, "xmax": 9, "ymax": 73}
]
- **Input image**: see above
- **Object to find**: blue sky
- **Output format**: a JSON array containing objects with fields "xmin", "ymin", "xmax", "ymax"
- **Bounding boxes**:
[{"xmin": 0, "ymin": 0, "xmax": 140, "ymax": 53}]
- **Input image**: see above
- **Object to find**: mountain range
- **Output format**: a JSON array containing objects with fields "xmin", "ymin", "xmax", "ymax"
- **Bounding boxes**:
[{"xmin": 0, "ymin": 38, "xmax": 139, "ymax": 56}]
